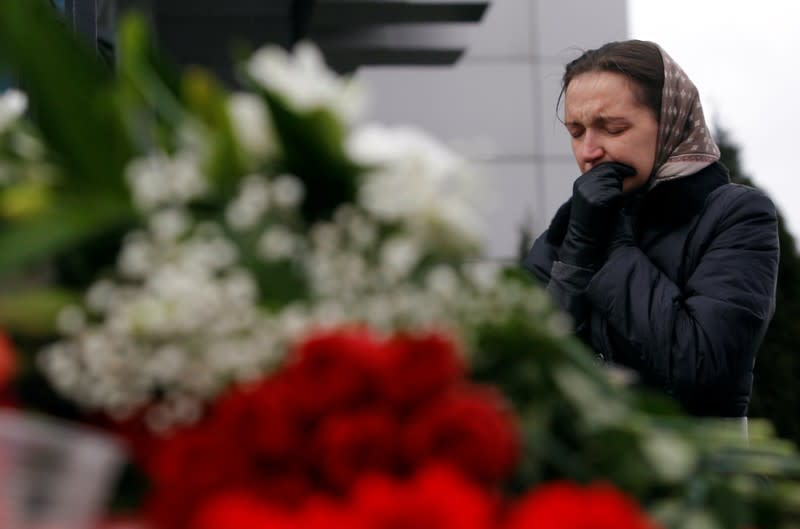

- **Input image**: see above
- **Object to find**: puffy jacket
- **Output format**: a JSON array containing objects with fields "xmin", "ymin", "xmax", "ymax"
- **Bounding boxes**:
[{"xmin": 523, "ymin": 162, "xmax": 779, "ymax": 417}]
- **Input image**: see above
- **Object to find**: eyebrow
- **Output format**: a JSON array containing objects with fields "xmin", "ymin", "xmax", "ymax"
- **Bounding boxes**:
[{"xmin": 565, "ymin": 115, "xmax": 630, "ymax": 127}]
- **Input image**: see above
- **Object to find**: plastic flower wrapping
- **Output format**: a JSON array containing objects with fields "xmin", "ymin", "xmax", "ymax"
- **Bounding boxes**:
[{"xmin": 0, "ymin": 2, "xmax": 799, "ymax": 529}]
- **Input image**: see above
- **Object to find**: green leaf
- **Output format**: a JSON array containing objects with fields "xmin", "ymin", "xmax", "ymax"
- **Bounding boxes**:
[
  {"xmin": 182, "ymin": 68, "xmax": 249, "ymax": 198},
  {"xmin": 0, "ymin": 287, "xmax": 78, "ymax": 335},
  {"xmin": 0, "ymin": 195, "xmax": 135, "ymax": 277},
  {"xmin": 115, "ymin": 14, "xmax": 185, "ymax": 153},
  {"xmin": 263, "ymin": 91, "xmax": 362, "ymax": 222},
  {"xmin": 0, "ymin": 0, "xmax": 132, "ymax": 194}
]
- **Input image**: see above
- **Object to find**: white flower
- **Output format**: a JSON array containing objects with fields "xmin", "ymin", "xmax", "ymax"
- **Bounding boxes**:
[
  {"xmin": 56, "ymin": 306, "xmax": 86, "ymax": 336},
  {"xmin": 117, "ymin": 232, "xmax": 156, "ymax": 279},
  {"xmin": 246, "ymin": 42, "xmax": 365, "ymax": 123},
  {"xmin": 380, "ymin": 236, "xmax": 421, "ymax": 281},
  {"xmin": 462, "ymin": 261, "xmax": 500, "ymax": 291},
  {"xmin": 641, "ymin": 432, "xmax": 697, "ymax": 483},
  {"xmin": 258, "ymin": 226, "xmax": 297, "ymax": 260},
  {"xmin": 86, "ymin": 279, "xmax": 118, "ymax": 313},
  {"xmin": 149, "ymin": 207, "xmax": 192, "ymax": 243},
  {"xmin": 425, "ymin": 265, "xmax": 459, "ymax": 298},
  {"xmin": 125, "ymin": 152, "xmax": 208, "ymax": 211},
  {"xmin": 171, "ymin": 152, "xmax": 208, "ymax": 203},
  {"xmin": 226, "ymin": 174, "xmax": 271, "ymax": 230},
  {"xmin": 349, "ymin": 124, "xmax": 485, "ymax": 251},
  {"xmin": 271, "ymin": 174, "xmax": 305, "ymax": 209},
  {"xmin": 0, "ymin": 89, "xmax": 27, "ymax": 133},
  {"xmin": 227, "ymin": 93, "xmax": 277, "ymax": 160}
]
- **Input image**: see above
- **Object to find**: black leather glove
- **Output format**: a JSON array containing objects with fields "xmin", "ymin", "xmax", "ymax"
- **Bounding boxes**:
[
  {"xmin": 607, "ymin": 210, "xmax": 636, "ymax": 257},
  {"xmin": 606, "ymin": 184, "xmax": 647, "ymax": 257},
  {"xmin": 559, "ymin": 162, "xmax": 636, "ymax": 268}
]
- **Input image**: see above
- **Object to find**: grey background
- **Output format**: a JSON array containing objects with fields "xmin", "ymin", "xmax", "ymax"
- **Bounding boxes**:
[{"xmin": 356, "ymin": 0, "xmax": 628, "ymax": 259}]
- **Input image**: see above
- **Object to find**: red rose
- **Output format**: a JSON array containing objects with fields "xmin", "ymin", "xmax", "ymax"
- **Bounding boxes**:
[
  {"xmin": 246, "ymin": 467, "xmax": 314, "ymax": 508},
  {"xmin": 283, "ymin": 327, "xmax": 387, "ymax": 419},
  {"xmin": 192, "ymin": 491, "xmax": 352, "ymax": 529},
  {"xmin": 504, "ymin": 481, "xmax": 662, "ymax": 529},
  {"xmin": 380, "ymin": 331, "xmax": 465, "ymax": 410},
  {"xmin": 403, "ymin": 385, "xmax": 520, "ymax": 484},
  {"xmin": 214, "ymin": 377, "xmax": 305, "ymax": 464},
  {"xmin": 350, "ymin": 464, "xmax": 498, "ymax": 529},
  {"xmin": 144, "ymin": 423, "xmax": 250, "ymax": 529},
  {"xmin": 312, "ymin": 407, "xmax": 400, "ymax": 491},
  {"xmin": 190, "ymin": 491, "xmax": 293, "ymax": 529},
  {"xmin": 0, "ymin": 330, "xmax": 18, "ymax": 403}
]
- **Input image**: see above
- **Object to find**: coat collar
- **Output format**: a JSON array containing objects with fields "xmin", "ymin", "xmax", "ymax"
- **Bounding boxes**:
[{"xmin": 637, "ymin": 161, "xmax": 731, "ymax": 228}]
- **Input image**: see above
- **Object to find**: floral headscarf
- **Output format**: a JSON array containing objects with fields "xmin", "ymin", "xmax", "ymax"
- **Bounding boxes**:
[{"xmin": 652, "ymin": 45, "xmax": 720, "ymax": 182}]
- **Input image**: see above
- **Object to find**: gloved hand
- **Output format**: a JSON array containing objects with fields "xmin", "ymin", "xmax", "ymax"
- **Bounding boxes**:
[
  {"xmin": 559, "ymin": 162, "xmax": 636, "ymax": 268},
  {"xmin": 606, "ymin": 210, "xmax": 636, "ymax": 258}
]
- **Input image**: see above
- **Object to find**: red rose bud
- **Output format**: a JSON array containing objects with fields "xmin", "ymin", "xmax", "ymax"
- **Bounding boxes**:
[{"xmin": 403, "ymin": 385, "xmax": 520, "ymax": 484}]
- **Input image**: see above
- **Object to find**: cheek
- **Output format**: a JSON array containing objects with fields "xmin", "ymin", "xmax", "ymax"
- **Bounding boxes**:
[{"xmin": 622, "ymin": 171, "xmax": 650, "ymax": 193}]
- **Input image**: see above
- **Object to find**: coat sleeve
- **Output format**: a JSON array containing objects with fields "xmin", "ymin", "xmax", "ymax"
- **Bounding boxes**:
[
  {"xmin": 524, "ymin": 231, "xmax": 595, "ymax": 339},
  {"xmin": 585, "ymin": 187, "xmax": 779, "ymax": 403}
]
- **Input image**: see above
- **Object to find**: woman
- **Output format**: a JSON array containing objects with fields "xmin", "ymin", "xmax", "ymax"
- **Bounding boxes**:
[{"xmin": 523, "ymin": 40, "xmax": 779, "ymax": 418}]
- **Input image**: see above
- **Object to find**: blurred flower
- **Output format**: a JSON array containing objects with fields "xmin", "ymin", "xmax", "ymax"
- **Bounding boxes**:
[
  {"xmin": 403, "ymin": 385, "xmax": 519, "ymax": 484},
  {"xmin": 127, "ymin": 325, "xmax": 520, "ymax": 529},
  {"xmin": 271, "ymin": 174, "xmax": 305, "ymax": 209},
  {"xmin": 125, "ymin": 152, "xmax": 208, "ymax": 211},
  {"xmin": 313, "ymin": 407, "xmax": 399, "ymax": 491},
  {"xmin": 504, "ymin": 481, "xmax": 662, "ymax": 529},
  {"xmin": 246, "ymin": 42, "xmax": 365, "ymax": 124},
  {"xmin": 227, "ymin": 93, "xmax": 277, "ymax": 161},
  {"xmin": 257, "ymin": 226, "xmax": 297, "ymax": 261},
  {"xmin": 349, "ymin": 124, "xmax": 484, "ymax": 251},
  {"xmin": 380, "ymin": 332, "xmax": 464, "ymax": 409},
  {"xmin": 0, "ymin": 329, "xmax": 18, "ymax": 389},
  {"xmin": 350, "ymin": 464, "xmax": 497, "ymax": 529},
  {"xmin": 282, "ymin": 328, "xmax": 385, "ymax": 418},
  {"xmin": 641, "ymin": 431, "xmax": 697, "ymax": 483},
  {"xmin": 0, "ymin": 89, "xmax": 27, "ymax": 133}
]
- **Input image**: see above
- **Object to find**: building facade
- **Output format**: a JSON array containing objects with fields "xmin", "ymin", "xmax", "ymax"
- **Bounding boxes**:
[{"xmin": 356, "ymin": 0, "xmax": 628, "ymax": 260}]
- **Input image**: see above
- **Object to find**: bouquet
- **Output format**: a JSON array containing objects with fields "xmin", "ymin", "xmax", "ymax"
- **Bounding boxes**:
[{"xmin": 0, "ymin": 1, "xmax": 798, "ymax": 528}]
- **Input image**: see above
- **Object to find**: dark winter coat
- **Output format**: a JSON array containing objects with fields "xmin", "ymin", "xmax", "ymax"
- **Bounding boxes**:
[{"xmin": 523, "ymin": 162, "xmax": 779, "ymax": 417}]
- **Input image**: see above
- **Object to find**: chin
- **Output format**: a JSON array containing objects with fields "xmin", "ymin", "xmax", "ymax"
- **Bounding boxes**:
[{"xmin": 622, "ymin": 176, "xmax": 648, "ymax": 194}]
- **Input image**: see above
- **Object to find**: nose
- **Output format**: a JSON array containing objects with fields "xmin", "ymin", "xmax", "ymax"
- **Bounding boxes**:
[{"xmin": 577, "ymin": 131, "xmax": 605, "ymax": 169}]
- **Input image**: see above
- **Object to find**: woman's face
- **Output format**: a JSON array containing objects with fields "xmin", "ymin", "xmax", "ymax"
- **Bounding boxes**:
[{"xmin": 564, "ymin": 71, "xmax": 659, "ymax": 193}]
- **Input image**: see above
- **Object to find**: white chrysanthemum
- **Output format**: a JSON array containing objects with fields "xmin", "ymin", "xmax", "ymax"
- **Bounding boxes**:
[
  {"xmin": 246, "ymin": 42, "xmax": 365, "ymax": 123},
  {"xmin": 227, "ymin": 92, "xmax": 277, "ymax": 160},
  {"xmin": 0, "ymin": 89, "xmax": 28, "ymax": 133}
]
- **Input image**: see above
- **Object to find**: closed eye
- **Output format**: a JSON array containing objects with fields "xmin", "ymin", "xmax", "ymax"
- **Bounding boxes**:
[{"xmin": 566, "ymin": 126, "xmax": 584, "ymax": 138}]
